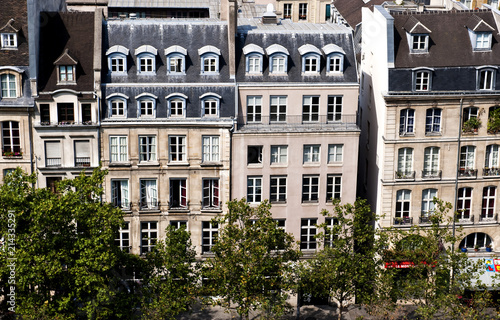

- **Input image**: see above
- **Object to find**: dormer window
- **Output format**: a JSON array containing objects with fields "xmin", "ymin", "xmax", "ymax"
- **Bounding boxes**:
[
  {"xmin": 403, "ymin": 16, "xmax": 432, "ymax": 54},
  {"xmin": 266, "ymin": 44, "xmax": 289, "ymax": 75},
  {"xmin": 475, "ymin": 32, "xmax": 492, "ymax": 50},
  {"xmin": 136, "ymin": 93, "xmax": 157, "ymax": 118},
  {"xmin": 166, "ymin": 93, "xmax": 188, "ymax": 118},
  {"xmin": 135, "ymin": 45, "xmax": 157, "ymax": 75},
  {"xmin": 0, "ymin": 67, "xmax": 23, "ymax": 98},
  {"xmin": 477, "ymin": 67, "xmax": 496, "ymax": 91},
  {"xmin": 106, "ymin": 45, "xmax": 129, "ymax": 75},
  {"xmin": 243, "ymin": 44, "xmax": 264, "ymax": 75},
  {"xmin": 466, "ymin": 15, "xmax": 495, "ymax": 51},
  {"xmin": 1, "ymin": 33, "xmax": 16, "ymax": 49},
  {"xmin": 54, "ymin": 49, "xmax": 77, "ymax": 85},
  {"xmin": 412, "ymin": 34, "xmax": 428, "ymax": 51},
  {"xmin": 199, "ymin": 46, "xmax": 221, "ymax": 75},
  {"xmin": 107, "ymin": 93, "xmax": 129, "ymax": 118},
  {"xmin": 299, "ymin": 44, "xmax": 322, "ymax": 75},
  {"xmin": 201, "ymin": 92, "xmax": 221, "ymax": 117},
  {"xmin": 59, "ymin": 66, "xmax": 74, "ymax": 82},
  {"xmin": 323, "ymin": 44, "xmax": 346, "ymax": 74},
  {"xmin": 165, "ymin": 45, "xmax": 187, "ymax": 75},
  {"xmin": 413, "ymin": 68, "xmax": 433, "ymax": 92}
]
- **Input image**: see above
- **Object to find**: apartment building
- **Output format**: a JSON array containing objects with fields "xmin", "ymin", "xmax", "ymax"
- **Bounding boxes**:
[
  {"xmin": 361, "ymin": 7, "xmax": 500, "ymax": 251},
  {"xmin": 275, "ymin": 0, "xmax": 332, "ymax": 23}
]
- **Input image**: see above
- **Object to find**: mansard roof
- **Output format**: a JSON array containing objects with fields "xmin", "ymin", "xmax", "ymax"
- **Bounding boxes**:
[
  {"xmin": 0, "ymin": 1, "xmax": 29, "ymax": 66},
  {"xmin": 332, "ymin": 0, "xmax": 387, "ymax": 29}
]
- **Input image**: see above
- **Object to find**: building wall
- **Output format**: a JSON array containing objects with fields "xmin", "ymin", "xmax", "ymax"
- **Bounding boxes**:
[{"xmin": 276, "ymin": 0, "xmax": 332, "ymax": 23}]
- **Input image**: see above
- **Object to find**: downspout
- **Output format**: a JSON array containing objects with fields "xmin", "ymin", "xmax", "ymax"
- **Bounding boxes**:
[
  {"xmin": 28, "ymin": 106, "xmax": 34, "ymax": 176},
  {"xmin": 452, "ymin": 96, "xmax": 464, "ymax": 249},
  {"xmin": 96, "ymin": 91, "xmax": 102, "ymax": 203},
  {"xmin": 230, "ymin": 80, "xmax": 238, "ymax": 202}
]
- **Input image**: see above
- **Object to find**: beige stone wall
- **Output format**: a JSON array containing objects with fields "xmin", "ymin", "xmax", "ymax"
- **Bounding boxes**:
[
  {"xmin": 276, "ymin": 0, "xmax": 332, "ymax": 23},
  {"xmin": 0, "ymin": 112, "xmax": 32, "ymax": 179}
]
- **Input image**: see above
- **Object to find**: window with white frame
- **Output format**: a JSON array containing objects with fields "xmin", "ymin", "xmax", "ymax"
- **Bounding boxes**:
[
  {"xmin": 460, "ymin": 146, "xmax": 475, "ymax": 170},
  {"xmin": 299, "ymin": 3, "xmax": 308, "ymax": 20},
  {"xmin": 45, "ymin": 141, "xmax": 61, "ymax": 167},
  {"xmin": 421, "ymin": 188, "xmax": 437, "ymax": 217},
  {"xmin": 199, "ymin": 46, "xmax": 221, "ymax": 74},
  {"xmin": 111, "ymin": 179, "xmax": 129, "ymax": 209},
  {"xmin": 270, "ymin": 54, "xmax": 287, "ymax": 74},
  {"xmin": 463, "ymin": 106, "xmax": 479, "ymax": 122},
  {"xmin": 327, "ymin": 96, "xmax": 342, "ymax": 121},
  {"xmin": 324, "ymin": 217, "xmax": 338, "ymax": 248},
  {"xmin": 248, "ymin": 145, "xmax": 263, "ymax": 164},
  {"xmin": 58, "ymin": 65, "xmax": 75, "ymax": 83},
  {"xmin": 326, "ymin": 175, "xmax": 341, "ymax": 202},
  {"xmin": 300, "ymin": 218, "xmax": 317, "ymax": 250},
  {"xmin": 170, "ymin": 220, "xmax": 187, "ymax": 229},
  {"xmin": 475, "ymin": 32, "xmax": 492, "ymax": 50},
  {"xmin": 167, "ymin": 54, "xmax": 185, "ymax": 74},
  {"xmin": 425, "ymin": 108, "xmax": 441, "ymax": 134},
  {"xmin": 140, "ymin": 221, "xmax": 157, "ymax": 254},
  {"xmin": 303, "ymin": 145, "xmax": 320, "ymax": 164},
  {"xmin": 302, "ymin": 96, "xmax": 319, "ymax": 122},
  {"xmin": 170, "ymin": 178, "xmax": 187, "ymax": 209},
  {"xmin": 397, "ymin": 148, "xmax": 413, "ymax": 177},
  {"xmin": 139, "ymin": 136, "xmax": 156, "ymax": 162},
  {"xmin": 202, "ymin": 178, "xmax": 219, "ymax": 209},
  {"xmin": 302, "ymin": 175, "xmax": 319, "ymax": 203},
  {"xmin": 271, "ymin": 145, "xmax": 287, "ymax": 164},
  {"xmin": 0, "ymin": 74, "xmax": 17, "ymax": 98},
  {"xmin": 140, "ymin": 179, "xmax": 158, "ymax": 209},
  {"xmin": 202, "ymin": 221, "xmax": 218, "ymax": 253},
  {"xmin": 109, "ymin": 98, "xmax": 126, "ymax": 117},
  {"xmin": 395, "ymin": 190, "xmax": 411, "ymax": 218},
  {"xmin": 457, "ymin": 187, "xmax": 472, "ymax": 220},
  {"xmin": 460, "ymin": 232, "xmax": 492, "ymax": 249},
  {"xmin": 138, "ymin": 97, "xmax": 155, "ymax": 117},
  {"xmin": 246, "ymin": 54, "xmax": 263, "ymax": 74},
  {"xmin": 303, "ymin": 54, "xmax": 319, "ymax": 73},
  {"xmin": 270, "ymin": 96, "xmax": 287, "ymax": 122},
  {"xmin": 1, "ymin": 33, "xmax": 17, "ymax": 48},
  {"xmin": 328, "ymin": 144, "xmax": 343, "ymax": 163},
  {"xmin": 109, "ymin": 54, "xmax": 126, "ymax": 74},
  {"xmin": 2, "ymin": 121, "xmax": 20, "ymax": 155},
  {"xmin": 423, "ymin": 147, "xmax": 440, "ymax": 177},
  {"xmin": 414, "ymin": 70, "xmax": 431, "ymax": 91},
  {"xmin": 247, "ymin": 176, "xmax": 262, "ymax": 203},
  {"xmin": 478, "ymin": 68, "xmax": 495, "ymax": 90},
  {"xmin": 110, "ymin": 136, "xmax": 128, "ymax": 162},
  {"xmin": 137, "ymin": 54, "xmax": 155, "ymax": 73},
  {"xmin": 168, "ymin": 97, "xmax": 185, "ymax": 117},
  {"xmin": 115, "ymin": 222, "xmax": 130, "ymax": 252},
  {"xmin": 202, "ymin": 136, "xmax": 219, "ymax": 162},
  {"xmin": 202, "ymin": 97, "xmax": 219, "ymax": 117},
  {"xmin": 482, "ymin": 186, "xmax": 496, "ymax": 219},
  {"xmin": 327, "ymin": 54, "xmax": 343, "ymax": 73},
  {"xmin": 270, "ymin": 176, "xmax": 287, "ymax": 203},
  {"xmin": 169, "ymin": 135, "xmax": 186, "ymax": 162},
  {"xmin": 411, "ymin": 34, "xmax": 429, "ymax": 52},
  {"xmin": 247, "ymin": 96, "xmax": 262, "ymax": 122},
  {"xmin": 283, "ymin": 3, "xmax": 292, "ymax": 19},
  {"xmin": 485, "ymin": 144, "xmax": 499, "ymax": 168},
  {"xmin": 399, "ymin": 109, "xmax": 415, "ymax": 135}
]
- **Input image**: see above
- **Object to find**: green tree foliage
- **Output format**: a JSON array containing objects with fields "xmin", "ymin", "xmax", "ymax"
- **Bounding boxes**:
[
  {"xmin": 0, "ymin": 168, "xmax": 129, "ymax": 319},
  {"xmin": 203, "ymin": 199, "xmax": 300, "ymax": 320},
  {"xmin": 140, "ymin": 225, "xmax": 199, "ymax": 319}
]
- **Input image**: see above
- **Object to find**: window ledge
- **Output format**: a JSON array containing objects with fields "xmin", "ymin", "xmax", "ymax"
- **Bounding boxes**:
[
  {"xmin": 169, "ymin": 208, "xmax": 190, "ymax": 213},
  {"xmin": 139, "ymin": 209, "xmax": 161, "ymax": 214},
  {"xmin": 201, "ymin": 208, "xmax": 222, "ymax": 213},
  {"xmin": 110, "ymin": 72, "xmax": 127, "ymax": 76},
  {"xmin": 200, "ymin": 72, "xmax": 220, "ymax": 76},
  {"xmin": 247, "ymin": 163, "xmax": 263, "ymax": 168},
  {"xmin": 57, "ymin": 81, "xmax": 77, "ymax": 86},
  {"xmin": 425, "ymin": 132, "xmax": 442, "ymax": 136},
  {"xmin": 301, "ymin": 72, "xmax": 320, "ymax": 76},
  {"xmin": 138, "ymin": 162, "xmax": 160, "ymax": 167},
  {"xmin": 200, "ymin": 162, "xmax": 223, "ymax": 167},
  {"xmin": 245, "ymin": 73, "xmax": 263, "ymax": 76},
  {"xmin": 270, "ymin": 72, "xmax": 288, "ymax": 76},
  {"xmin": 327, "ymin": 162, "xmax": 342, "ymax": 166},
  {"xmin": 303, "ymin": 163, "xmax": 320, "ymax": 167},
  {"xmin": 302, "ymin": 201, "xmax": 319, "ymax": 205},
  {"xmin": 399, "ymin": 132, "xmax": 415, "ymax": 137},
  {"xmin": 270, "ymin": 163, "xmax": 288, "ymax": 167},
  {"xmin": 167, "ymin": 162, "xmax": 190, "ymax": 167},
  {"xmin": 137, "ymin": 72, "xmax": 156, "ymax": 76},
  {"xmin": 109, "ymin": 162, "xmax": 132, "ymax": 167},
  {"xmin": 270, "ymin": 201, "xmax": 287, "ymax": 205}
]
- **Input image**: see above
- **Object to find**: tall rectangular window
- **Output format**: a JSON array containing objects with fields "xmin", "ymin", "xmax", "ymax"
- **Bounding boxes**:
[
  {"xmin": 45, "ymin": 141, "xmax": 61, "ymax": 167},
  {"xmin": 57, "ymin": 103, "xmax": 74, "ymax": 124},
  {"xmin": 202, "ymin": 221, "xmax": 218, "ymax": 253},
  {"xmin": 141, "ymin": 221, "xmax": 157, "ymax": 254},
  {"xmin": 115, "ymin": 222, "xmax": 130, "ymax": 253},
  {"xmin": 421, "ymin": 189, "xmax": 437, "ymax": 217},
  {"xmin": 423, "ymin": 147, "xmax": 440, "ymax": 177},
  {"xmin": 425, "ymin": 108, "xmax": 441, "ymax": 134},
  {"xmin": 300, "ymin": 218, "xmax": 317, "ymax": 250},
  {"xmin": 328, "ymin": 144, "xmax": 343, "ymax": 163},
  {"xmin": 271, "ymin": 145, "xmax": 287, "ymax": 164},
  {"xmin": 247, "ymin": 96, "xmax": 262, "ymax": 123},
  {"xmin": 140, "ymin": 179, "xmax": 158, "ymax": 209},
  {"xmin": 457, "ymin": 187, "xmax": 472, "ymax": 220},
  {"xmin": 203, "ymin": 178, "xmax": 219, "ymax": 209},
  {"xmin": 169, "ymin": 135, "xmax": 186, "ymax": 162},
  {"xmin": 485, "ymin": 144, "xmax": 499, "ymax": 168},
  {"xmin": 139, "ymin": 136, "xmax": 156, "ymax": 162},
  {"xmin": 0, "ymin": 74, "xmax": 16, "ymax": 98},
  {"xmin": 74, "ymin": 140, "xmax": 90, "ymax": 167},
  {"xmin": 270, "ymin": 176, "xmax": 287, "ymax": 203},
  {"xmin": 303, "ymin": 145, "xmax": 320, "ymax": 163},
  {"xmin": 270, "ymin": 96, "xmax": 287, "ymax": 122},
  {"xmin": 111, "ymin": 179, "xmax": 129, "ymax": 209},
  {"xmin": 2, "ymin": 121, "xmax": 20, "ymax": 154},
  {"xmin": 299, "ymin": 3, "xmax": 308, "ymax": 20},
  {"xmin": 170, "ymin": 220, "xmax": 187, "ymax": 229},
  {"xmin": 479, "ymin": 69, "xmax": 494, "ymax": 90},
  {"xmin": 399, "ymin": 109, "xmax": 414, "ymax": 135},
  {"xmin": 327, "ymin": 96, "xmax": 342, "ymax": 121},
  {"xmin": 460, "ymin": 146, "xmax": 475, "ymax": 169},
  {"xmin": 395, "ymin": 190, "xmax": 411, "ymax": 218},
  {"xmin": 415, "ymin": 71, "xmax": 430, "ymax": 91},
  {"xmin": 397, "ymin": 148, "xmax": 413, "ymax": 176},
  {"xmin": 170, "ymin": 179, "xmax": 187, "ymax": 209},
  {"xmin": 247, "ymin": 176, "xmax": 262, "ymax": 203},
  {"xmin": 302, "ymin": 175, "xmax": 319, "ymax": 203},
  {"xmin": 40, "ymin": 104, "xmax": 51, "ymax": 124},
  {"xmin": 202, "ymin": 136, "xmax": 219, "ymax": 162},
  {"xmin": 302, "ymin": 96, "xmax": 319, "ymax": 122},
  {"xmin": 326, "ymin": 175, "xmax": 341, "ymax": 202},
  {"xmin": 81, "ymin": 103, "xmax": 92, "ymax": 124},
  {"xmin": 110, "ymin": 136, "xmax": 128, "ymax": 162},
  {"xmin": 248, "ymin": 145, "xmax": 263, "ymax": 164},
  {"xmin": 284, "ymin": 3, "xmax": 292, "ymax": 19},
  {"xmin": 482, "ymin": 186, "xmax": 496, "ymax": 219},
  {"xmin": 324, "ymin": 218, "xmax": 338, "ymax": 248}
]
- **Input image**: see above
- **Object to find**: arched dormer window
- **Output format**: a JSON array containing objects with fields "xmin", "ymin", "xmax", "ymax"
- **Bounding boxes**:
[
  {"xmin": 243, "ymin": 44, "xmax": 264, "ymax": 75},
  {"xmin": 199, "ymin": 46, "xmax": 221, "ymax": 75},
  {"xmin": 323, "ymin": 44, "xmax": 345, "ymax": 74},
  {"xmin": 106, "ymin": 45, "xmax": 129, "ymax": 75},
  {"xmin": 136, "ymin": 93, "xmax": 157, "ymax": 118},
  {"xmin": 0, "ymin": 67, "xmax": 23, "ymax": 98},
  {"xmin": 266, "ymin": 44, "xmax": 289, "ymax": 75},
  {"xmin": 166, "ymin": 93, "xmax": 187, "ymax": 117},
  {"xmin": 412, "ymin": 67, "xmax": 434, "ymax": 92},
  {"xmin": 165, "ymin": 45, "xmax": 187, "ymax": 75},
  {"xmin": 107, "ymin": 93, "xmax": 128, "ymax": 118},
  {"xmin": 476, "ymin": 66, "xmax": 497, "ymax": 91},
  {"xmin": 54, "ymin": 48, "xmax": 77, "ymax": 85},
  {"xmin": 200, "ymin": 92, "xmax": 221, "ymax": 117},
  {"xmin": 135, "ymin": 45, "xmax": 157, "ymax": 74},
  {"xmin": 298, "ymin": 44, "xmax": 321, "ymax": 75}
]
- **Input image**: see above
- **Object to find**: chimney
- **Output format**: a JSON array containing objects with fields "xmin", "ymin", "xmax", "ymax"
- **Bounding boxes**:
[
  {"xmin": 262, "ymin": 3, "xmax": 278, "ymax": 24},
  {"xmin": 227, "ymin": 0, "xmax": 237, "ymax": 79}
]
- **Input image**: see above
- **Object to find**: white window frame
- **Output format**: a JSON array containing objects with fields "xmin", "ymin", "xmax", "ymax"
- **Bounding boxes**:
[
  {"xmin": 45, "ymin": 140, "xmax": 61, "ymax": 167},
  {"xmin": 303, "ymin": 145, "xmax": 320, "ymax": 164},
  {"xmin": 414, "ymin": 70, "xmax": 431, "ymax": 91},
  {"xmin": 397, "ymin": 148, "xmax": 413, "ymax": 176},
  {"xmin": 270, "ymin": 175, "xmax": 287, "ymax": 203},
  {"xmin": 302, "ymin": 53, "xmax": 320, "ymax": 74},
  {"xmin": 328, "ymin": 144, "xmax": 343, "ymax": 163},
  {"xmin": 247, "ymin": 96, "xmax": 262, "ymax": 123},
  {"xmin": 425, "ymin": 108, "xmax": 441, "ymax": 134},
  {"xmin": 111, "ymin": 179, "xmax": 129, "ymax": 210},
  {"xmin": 137, "ymin": 97, "xmax": 156, "ymax": 118},
  {"xmin": 109, "ymin": 97, "xmax": 127, "ymax": 118},
  {"xmin": 0, "ymin": 73, "xmax": 17, "ymax": 98},
  {"xmin": 478, "ymin": 68, "xmax": 495, "ymax": 91},
  {"xmin": 399, "ymin": 109, "xmax": 415, "ymax": 135},
  {"xmin": 140, "ymin": 179, "xmax": 158, "ymax": 210},
  {"xmin": 421, "ymin": 188, "xmax": 437, "ymax": 217},
  {"xmin": 302, "ymin": 175, "xmax": 319, "ymax": 203},
  {"xmin": 302, "ymin": 96, "xmax": 319, "ymax": 122},
  {"xmin": 167, "ymin": 97, "xmax": 186, "ymax": 117},
  {"xmin": 460, "ymin": 146, "xmax": 475, "ymax": 170},
  {"xmin": 1, "ymin": 121, "xmax": 20, "ymax": 155},
  {"xmin": 475, "ymin": 32, "xmax": 492, "ymax": 50},
  {"xmin": 202, "ymin": 221, "xmax": 218, "ymax": 253},
  {"xmin": 482, "ymin": 186, "xmax": 496, "ymax": 219},
  {"xmin": 58, "ymin": 65, "xmax": 75, "ymax": 83},
  {"xmin": 202, "ymin": 136, "xmax": 220, "ymax": 162},
  {"xmin": 169, "ymin": 135, "xmax": 186, "ymax": 163},
  {"xmin": 1, "ymin": 33, "xmax": 17, "ymax": 49},
  {"xmin": 327, "ymin": 53, "xmax": 343, "ymax": 74},
  {"xmin": 139, "ymin": 135, "xmax": 157, "ymax": 162},
  {"xmin": 395, "ymin": 189, "xmax": 411, "ymax": 218},
  {"xmin": 247, "ymin": 176, "xmax": 262, "ymax": 203},
  {"xmin": 271, "ymin": 145, "xmax": 287, "ymax": 164},
  {"xmin": 270, "ymin": 54, "xmax": 287, "ymax": 74},
  {"xmin": 283, "ymin": 3, "xmax": 292, "ymax": 19},
  {"xmin": 300, "ymin": 218, "xmax": 317, "ymax": 250},
  {"xmin": 457, "ymin": 187, "xmax": 472, "ymax": 220},
  {"xmin": 326, "ymin": 175, "xmax": 342, "ymax": 202},
  {"xmin": 201, "ymin": 54, "xmax": 219, "ymax": 74},
  {"xmin": 201, "ymin": 96, "xmax": 220, "ymax": 117},
  {"xmin": 411, "ymin": 34, "xmax": 429, "ymax": 52},
  {"xmin": 167, "ymin": 53, "xmax": 185, "ymax": 74},
  {"xmin": 137, "ymin": 53, "xmax": 155, "ymax": 74},
  {"xmin": 327, "ymin": 96, "xmax": 343, "ymax": 122},
  {"xmin": 169, "ymin": 178, "xmax": 187, "ymax": 209},
  {"xmin": 485, "ymin": 144, "xmax": 499, "ymax": 168},
  {"xmin": 140, "ymin": 221, "xmax": 157, "ymax": 254},
  {"xmin": 109, "ymin": 136, "xmax": 128, "ymax": 162},
  {"xmin": 115, "ymin": 222, "xmax": 130, "ymax": 252},
  {"xmin": 423, "ymin": 147, "xmax": 440, "ymax": 176},
  {"xmin": 246, "ymin": 54, "xmax": 263, "ymax": 74},
  {"xmin": 202, "ymin": 178, "xmax": 220, "ymax": 209},
  {"xmin": 324, "ymin": 218, "xmax": 338, "ymax": 248},
  {"xmin": 298, "ymin": 3, "xmax": 308, "ymax": 20},
  {"xmin": 270, "ymin": 96, "xmax": 287, "ymax": 122},
  {"xmin": 108, "ymin": 53, "xmax": 126, "ymax": 75}
]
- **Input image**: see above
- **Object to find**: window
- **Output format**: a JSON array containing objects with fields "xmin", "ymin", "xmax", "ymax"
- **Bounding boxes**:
[
  {"xmin": 485, "ymin": 144, "xmax": 499, "ymax": 168},
  {"xmin": 81, "ymin": 104, "xmax": 91, "ymax": 124},
  {"xmin": 140, "ymin": 221, "xmax": 157, "ymax": 254},
  {"xmin": 170, "ymin": 178, "xmax": 187, "ymax": 209},
  {"xmin": 303, "ymin": 54, "xmax": 319, "ymax": 73},
  {"xmin": 167, "ymin": 54, "xmax": 185, "ymax": 74},
  {"xmin": 115, "ymin": 222, "xmax": 130, "ymax": 252},
  {"xmin": 111, "ymin": 179, "xmax": 129, "ymax": 209},
  {"xmin": 395, "ymin": 190, "xmax": 411, "ymax": 218},
  {"xmin": 1, "ymin": 33, "xmax": 17, "ymax": 48},
  {"xmin": 425, "ymin": 108, "xmax": 441, "ymax": 134},
  {"xmin": 202, "ymin": 136, "xmax": 219, "ymax": 162},
  {"xmin": 302, "ymin": 96, "xmax": 319, "ymax": 122},
  {"xmin": 271, "ymin": 145, "xmax": 287, "ymax": 164},
  {"xmin": 303, "ymin": 145, "xmax": 320, "ymax": 163},
  {"xmin": 246, "ymin": 54, "xmax": 262, "ymax": 74},
  {"xmin": 138, "ymin": 98, "xmax": 155, "ymax": 117},
  {"xmin": 248, "ymin": 145, "xmax": 263, "ymax": 164},
  {"xmin": 40, "ymin": 104, "xmax": 50, "ymax": 124},
  {"xmin": 202, "ymin": 178, "xmax": 220, "ymax": 209},
  {"xmin": 201, "ymin": 95, "xmax": 220, "ymax": 117},
  {"xmin": 247, "ymin": 96, "xmax": 262, "ymax": 123},
  {"xmin": 270, "ymin": 55, "xmax": 287, "ymax": 74},
  {"xmin": 45, "ymin": 141, "xmax": 61, "ymax": 167},
  {"xmin": 326, "ymin": 175, "xmax": 341, "ymax": 202},
  {"xmin": 475, "ymin": 32, "xmax": 492, "ymax": 50},
  {"xmin": 328, "ymin": 144, "xmax": 343, "ymax": 163},
  {"xmin": 139, "ymin": 136, "xmax": 156, "ymax": 162},
  {"xmin": 459, "ymin": 232, "xmax": 492, "ymax": 249},
  {"xmin": 324, "ymin": 218, "xmax": 338, "ymax": 248},
  {"xmin": 478, "ymin": 69, "xmax": 495, "ymax": 90},
  {"xmin": 302, "ymin": 175, "xmax": 319, "ymax": 203},
  {"xmin": 327, "ymin": 54, "xmax": 343, "ymax": 73},
  {"xmin": 270, "ymin": 176, "xmax": 287, "ymax": 203},
  {"xmin": 414, "ymin": 70, "xmax": 430, "ymax": 91},
  {"xmin": 399, "ymin": 109, "xmax": 415, "ymax": 135},
  {"xmin": 460, "ymin": 146, "xmax": 475, "ymax": 170},
  {"xmin": 170, "ymin": 220, "xmax": 187, "ymax": 229},
  {"xmin": 411, "ymin": 34, "xmax": 428, "ymax": 52},
  {"xmin": 247, "ymin": 176, "xmax": 262, "ymax": 203},
  {"xmin": 202, "ymin": 55, "xmax": 218, "ymax": 73},
  {"xmin": 270, "ymin": 96, "xmax": 287, "ymax": 122},
  {"xmin": 463, "ymin": 107, "xmax": 478, "ymax": 122},
  {"xmin": 58, "ymin": 66, "xmax": 75, "ymax": 83},
  {"xmin": 283, "ymin": 3, "xmax": 292, "ymax": 19},
  {"xmin": 423, "ymin": 147, "xmax": 440, "ymax": 177},
  {"xmin": 0, "ymin": 74, "xmax": 17, "ymax": 98},
  {"xmin": 421, "ymin": 189, "xmax": 437, "ymax": 216},
  {"xmin": 299, "ymin": 3, "xmax": 308, "ymax": 20},
  {"xmin": 46, "ymin": 177, "xmax": 62, "ymax": 193},
  {"xmin": 300, "ymin": 218, "xmax": 317, "ymax": 250},
  {"xmin": 110, "ymin": 55, "xmax": 125, "ymax": 73},
  {"xmin": 110, "ymin": 136, "xmax": 128, "ymax": 162},
  {"xmin": 482, "ymin": 186, "xmax": 496, "ymax": 219},
  {"xmin": 2, "ymin": 121, "xmax": 20, "ymax": 155},
  {"xmin": 169, "ymin": 135, "xmax": 186, "ymax": 162},
  {"xmin": 138, "ymin": 54, "xmax": 155, "ymax": 73},
  {"xmin": 74, "ymin": 140, "xmax": 90, "ymax": 167},
  {"xmin": 140, "ymin": 179, "xmax": 158, "ymax": 210},
  {"xmin": 202, "ymin": 221, "xmax": 218, "ymax": 253},
  {"xmin": 106, "ymin": 45, "xmax": 129, "ymax": 74},
  {"xmin": 327, "ymin": 96, "xmax": 342, "ymax": 121},
  {"xmin": 457, "ymin": 187, "xmax": 472, "ymax": 220},
  {"xmin": 397, "ymin": 148, "xmax": 413, "ymax": 177},
  {"xmin": 57, "ymin": 103, "xmax": 74, "ymax": 124},
  {"xmin": 109, "ymin": 98, "xmax": 126, "ymax": 117},
  {"xmin": 167, "ymin": 96, "xmax": 186, "ymax": 117}
]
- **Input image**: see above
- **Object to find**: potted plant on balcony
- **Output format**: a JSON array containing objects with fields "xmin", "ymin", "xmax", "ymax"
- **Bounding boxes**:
[
  {"xmin": 487, "ymin": 107, "xmax": 500, "ymax": 134},
  {"xmin": 461, "ymin": 247, "xmax": 468, "ymax": 253},
  {"xmin": 486, "ymin": 244, "xmax": 493, "ymax": 252},
  {"xmin": 474, "ymin": 245, "xmax": 480, "ymax": 252},
  {"xmin": 462, "ymin": 117, "xmax": 481, "ymax": 133}
]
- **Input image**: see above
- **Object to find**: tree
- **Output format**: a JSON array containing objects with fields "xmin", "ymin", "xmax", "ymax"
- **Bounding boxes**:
[
  {"xmin": 0, "ymin": 168, "xmax": 129, "ymax": 319},
  {"xmin": 203, "ymin": 199, "xmax": 300, "ymax": 320},
  {"xmin": 298, "ymin": 198, "xmax": 380, "ymax": 320},
  {"xmin": 140, "ymin": 225, "xmax": 199, "ymax": 319}
]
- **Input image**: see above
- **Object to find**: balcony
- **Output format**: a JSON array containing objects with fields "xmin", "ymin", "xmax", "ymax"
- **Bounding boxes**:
[
  {"xmin": 139, "ymin": 200, "xmax": 159, "ymax": 211},
  {"xmin": 236, "ymin": 115, "xmax": 358, "ymax": 132},
  {"xmin": 483, "ymin": 167, "xmax": 500, "ymax": 178},
  {"xmin": 75, "ymin": 157, "xmax": 91, "ymax": 167},
  {"xmin": 422, "ymin": 170, "xmax": 442, "ymax": 180},
  {"xmin": 419, "ymin": 215, "xmax": 436, "ymax": 225},
  {"xmin": 46, "ymin": 157, "xmax": 61, "ymax": 167},
  {"xmin": 2, "ymin": 149, "xmax": 23, "ymax": 159},
  {"xmin": 395, "ymin": 171, "xmax": 415, "ymax": 181},
  {"xmin": 36, "ymin": 120, "xmax": 96, "ymax": 127},
  {"xmin": 393, "ymin": 216, "xmax": 412, "ymax": 226},
  {"xmin": 458, "ymin": 168, "xmax": 477, "ymax": 179},
  {"xmin": 479, "ymin": 214, "xmax": 497, "ymax": 224}
]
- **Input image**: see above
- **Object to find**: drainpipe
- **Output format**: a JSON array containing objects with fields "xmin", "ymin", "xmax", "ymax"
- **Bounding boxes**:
[
  {"xmin": 452, "ymin": 96, "xmax": 464, "ymax": 249},
  {"xmin": 230, "ymin": 80, "xmax": 238, "ymax": 201}
]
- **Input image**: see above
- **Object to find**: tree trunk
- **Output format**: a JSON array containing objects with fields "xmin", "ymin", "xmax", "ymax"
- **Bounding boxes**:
[{"xmin": 338, "ymin": 301, "xmax": 343, "ymax": 320}]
